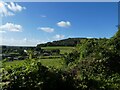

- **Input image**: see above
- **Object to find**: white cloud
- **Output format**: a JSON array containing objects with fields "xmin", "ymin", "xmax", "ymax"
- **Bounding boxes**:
[
  {"xmin": 38, "ymin": 27, "xmax": 54, "ymax": 33},
  {"xmin": 0, "ymin": 1, "xmax": 25, "ymax": 17},
  {"xmin": 57, "ymin": 21, "xmax": 71, "ymax": 27},
  {"xmin": 86, "ymin": 37, "xmax": 93, "ymax": 38},
  {"xmin": 0, "ymin": 1, "xmax": 14, "ymax": 17},
  {"xmin": 0, "ymin": 23, "xmax": 22, "ymax": 32},
  {"xmin": 0, "ymin": 31, "xmax": 6, "ymax": 33},
  {"xmin": 0, "ymin": 37, "xmax": 46, "ymax": 46},
  {"xmin": 54, "ymin": 34, "xmax": 65, "ymax": 39},
  {"xmin": 40, "ymin": 15, "xmax": 46, "ymax": 18},
  {"xmin": 23, "ymin": 38, "xmax": 27, "ymax": 41},
  {"xmin": 7, "ymin": 2, "xmax": 26, "ymax": 12},
  {"xmin": 0, "ymin": 2, "xmax": 3, "ymax": 7}
]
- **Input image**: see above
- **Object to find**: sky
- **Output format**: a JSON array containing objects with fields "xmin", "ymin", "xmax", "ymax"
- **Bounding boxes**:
[
  {"xmin": 0, "ymin": 2, "xmax": 119, "ymax": 46},
  {"xmin": 3, "ymin": 0, "xmax": 120, "ymax": 2}
]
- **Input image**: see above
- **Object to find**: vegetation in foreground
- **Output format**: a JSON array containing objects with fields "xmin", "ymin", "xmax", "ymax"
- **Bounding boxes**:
[{"xmin": 1, "ymin": 28, "xmax": 120, "ymax": 90}]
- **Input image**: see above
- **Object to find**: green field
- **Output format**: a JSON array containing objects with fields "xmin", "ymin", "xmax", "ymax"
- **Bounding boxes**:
[
  {"xmin": 3, "ymin": 58, "xmax": 65, "ymax": 69},
  {"xmin": 39, "ymin": 58, "xmax": 65, "ymax": 69},
  {"xmin": 40, "ymin": 55, "xmax": 61, "ymax": 59},
  {"xmin": 3, "ymin": 46, "xmax": 73, "ymax": 69},
  {"xmin": 41, "ymin": 46, "xmax": 75, "ymax": 54},
  {"xmin": 3, "ymin": 60, "xmax": 25, "ymax": 67}
]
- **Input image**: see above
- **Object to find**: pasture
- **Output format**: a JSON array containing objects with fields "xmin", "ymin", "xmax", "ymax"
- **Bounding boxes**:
[
  {"xmin": 3, "ymin": 46, "xmax": 73, "ymax": 69},
  {"xmin": 41, "ymin": 46, "xmax": 75, "ymax": 54},
  {"xmin": 3, "ymin": 58, "xmax": 65, "ymax": 69}
]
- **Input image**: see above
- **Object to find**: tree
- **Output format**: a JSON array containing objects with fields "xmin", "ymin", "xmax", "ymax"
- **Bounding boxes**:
[{"xmin": 26, "ymin": 49, "xmax": 33, "ymax": 59}]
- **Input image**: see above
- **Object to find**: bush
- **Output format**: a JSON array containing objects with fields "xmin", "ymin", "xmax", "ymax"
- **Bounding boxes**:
[{"xmin": 2, "ymin": 60, "xmax": 78, "ymax": 90}]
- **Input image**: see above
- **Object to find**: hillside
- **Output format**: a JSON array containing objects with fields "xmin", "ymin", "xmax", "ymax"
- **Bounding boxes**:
[
  {"xmin": 37, "ymin": 37, "xmax": 102, "ymax": 47},
  {"xmin": 2, "ymin": 29, "xmax": 120, "ymax": 90}
]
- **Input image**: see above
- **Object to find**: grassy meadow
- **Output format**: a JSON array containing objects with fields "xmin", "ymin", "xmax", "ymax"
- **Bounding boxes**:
[
  {"xmin": 41, "ymin": 46, "xmax": 75, "ymax": 54},
  {"xmin": 3, "ymin": 46, "xmax": 73, "ymax": 69},
  {"xmin": 3, "ymin": 58, "xmax": 65, "ymax": 69}
]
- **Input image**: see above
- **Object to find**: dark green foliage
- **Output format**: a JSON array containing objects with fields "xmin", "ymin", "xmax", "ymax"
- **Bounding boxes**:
[
  {"xmin": 37, "ymin": 38, "xmax": 89, "ymax": 47},
  {"xmin": 2, "ymin": 29, "xmax": 120, "ymax": 90},
  {"xmin": 63, "ymin": 50, "xmax": 80, "ymax": 65},
  {"xmin": 51, "ymin": 49, "xmax": 60, "ymax": 55},
  {"xmin": 2, "ymin": 60, "xmax": 77, "ymax": 90},
  {"xmin": 35, "ymin": 45, "xmax": 41, "ymax": 51},
  {"xmin": 78, "ymin": 38, "xmax": 108, "ymax": 59},
  {"xmin": 67, "ymin": 29, "xmax": 120, "ymax": 89}
]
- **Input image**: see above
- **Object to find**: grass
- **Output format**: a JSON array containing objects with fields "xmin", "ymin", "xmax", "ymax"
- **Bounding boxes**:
[
  {"xmin": 3, "ymin": 46, "xmax": 72, "ymax": 69},
  {"xmin": 39, "ymin": 58, "xmax": 65, "ymax": 69},
  {"xmin": 0, "ymin": 61, "xmax": 2, "ymax": 68},
  {"xmin": 3, "ymin": 58, "xmax": 65, "ymax": 69},
  {"xmin": 40, "ymin": 55, "xmax": 61, "ymax": 59},
  {"xmin": 41, "ymin": 46, "xmax": 75, "ymax": 54},
  {"xmin": 3, "ymin": 60, "xmax": 25, "ymax": 67}
]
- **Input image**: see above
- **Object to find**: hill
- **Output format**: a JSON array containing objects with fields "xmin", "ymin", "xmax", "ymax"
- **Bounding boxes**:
[{"xmin": 37, "ymin": 37, "xmax": 102, "ymax": 47}]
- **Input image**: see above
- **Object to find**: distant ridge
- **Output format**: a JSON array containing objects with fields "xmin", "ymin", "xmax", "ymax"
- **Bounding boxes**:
[
  {"xmin": 37, "ymin": 37, "xmax": 100, "ymax": 47},
  {"xmin": 1, "ymin": 37, "xmax": 108, "ymax": 48}
]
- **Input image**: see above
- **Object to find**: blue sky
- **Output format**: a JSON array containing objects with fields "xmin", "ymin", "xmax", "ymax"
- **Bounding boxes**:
[
  {"xmin": 3, "ymin": 0, "xmax": 120, "ymax": 2},
  {"xmin": 0, "ymin": 2, "xmax": 118, "ymax": 46}
]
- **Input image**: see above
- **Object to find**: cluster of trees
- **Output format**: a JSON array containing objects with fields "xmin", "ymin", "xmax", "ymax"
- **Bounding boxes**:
[
  {"xmin": 1, "ymin": 28, "xmax": 120, "ymax": 89},
  {"xmin": 37, "ymin": 38, "xmax": 94, "ymax": 47},
  {"xmin": 2, "ymin": 46, "xmax": 36, "ymax": 54},
  {"xmin": 2, "ymin": 46, "xmax": 36, "ymax": 61},
  {"xmin": 2, "ymin": 60, "xmax": 77, "ymax": 90},
  {"xmin": 2, "ymin": 45, "xmax": 60, "ymax": 61},
  {"xmin": 64, "ymin": 28, "xmax": 120, "ymax": 89}
]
